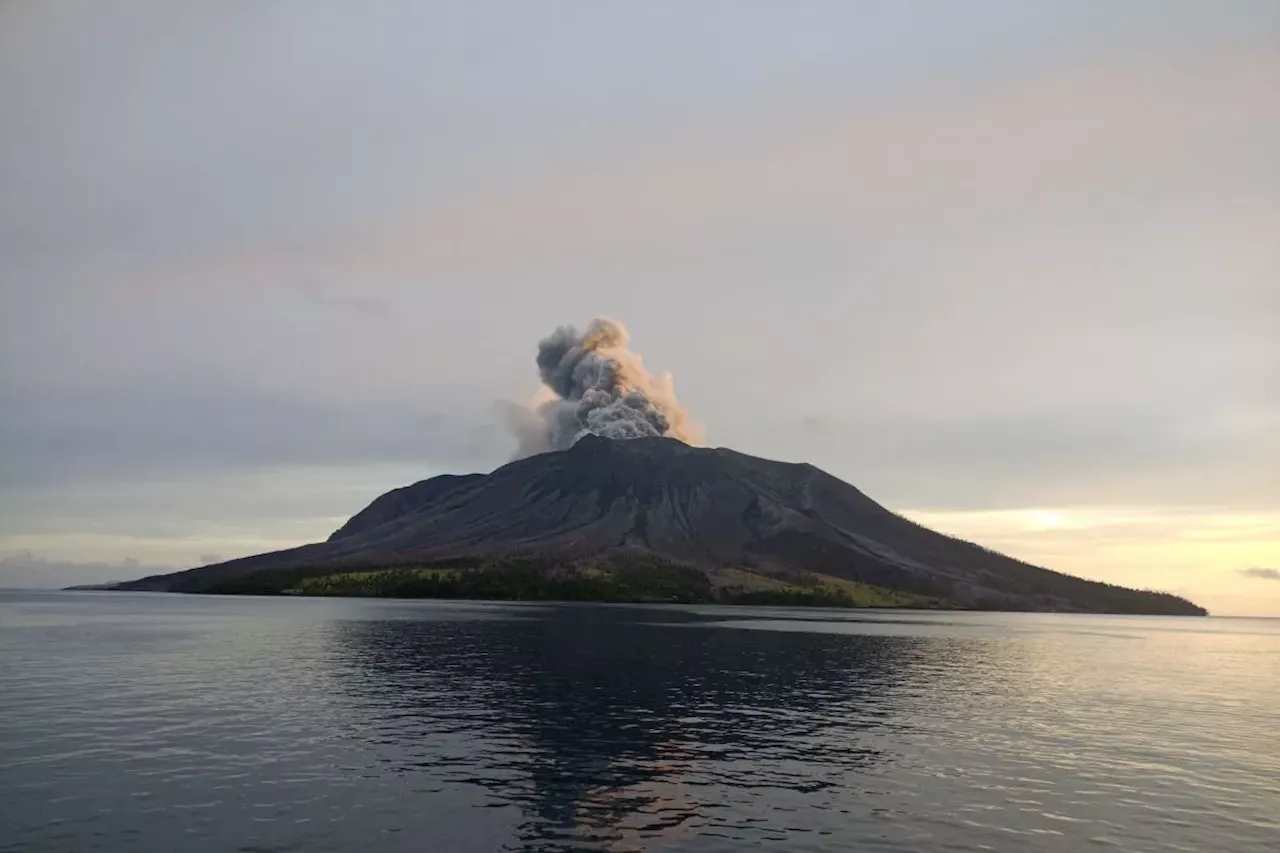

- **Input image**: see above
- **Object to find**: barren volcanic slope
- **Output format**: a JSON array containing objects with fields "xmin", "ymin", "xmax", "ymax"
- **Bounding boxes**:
[{"xmin": 118, "ymin": 436, "xmax": 1203, "ymax": 614}]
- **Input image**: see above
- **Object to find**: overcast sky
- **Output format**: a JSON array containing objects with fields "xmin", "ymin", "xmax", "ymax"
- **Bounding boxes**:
[{"xmin": 2, "ymin": 1, "xmax": 1277, "ymax": 614}]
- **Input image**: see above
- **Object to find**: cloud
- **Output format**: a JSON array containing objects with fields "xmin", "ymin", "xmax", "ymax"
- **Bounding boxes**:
[
  {"xmin": 3, "ymin": 43, "xmax": 1275, "ymax": 493},
  {"xmin": 0, "ymin": 378, "xmax": 499, "ymax": 488},
  {"xmin": 324, "ymin": 46, "xmax": 1280, "ymax": 281},
  {"xmin": 0, "ymin": 551, "xmax": 173, "ymax": 588},
  {"xmin": 768, "ymin": 406, "xmax": 1279, "ymax": 511},
  {"xmin": 800, "ymin": 415, "xmax": 837, "ymax": 436},
  {"xmin": 0, "ymin": 5, "xmax": 1276, "ymax": 602},
  {"xmin": 902, "ymin": 507, "xmax": 1280, "ymax": 615},
  {"xmin": 1240, "ymin": 567, "xmax": 1280, "ymax": 581}
]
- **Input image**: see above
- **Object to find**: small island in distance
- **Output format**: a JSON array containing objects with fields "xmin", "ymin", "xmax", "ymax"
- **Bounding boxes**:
[{"xmin": 109, "ymin": 436, "xmax": 1205, "ymax": 615}]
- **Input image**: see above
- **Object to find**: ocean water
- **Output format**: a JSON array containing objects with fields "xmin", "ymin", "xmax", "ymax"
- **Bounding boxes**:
[{"xmin": 0, "ymin": 592, "xmax": 1276, "ymax": 852}]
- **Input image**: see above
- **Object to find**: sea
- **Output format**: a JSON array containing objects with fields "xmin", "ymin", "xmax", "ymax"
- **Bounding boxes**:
[{"xmin": 1, "ymin": 590, "xmax": 1276, "ymax": 852}]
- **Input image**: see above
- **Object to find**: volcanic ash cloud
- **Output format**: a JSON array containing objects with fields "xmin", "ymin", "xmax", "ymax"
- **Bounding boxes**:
[{"xmin": 504, "ymin": 317, "xmax": 703, "ymax": 459}]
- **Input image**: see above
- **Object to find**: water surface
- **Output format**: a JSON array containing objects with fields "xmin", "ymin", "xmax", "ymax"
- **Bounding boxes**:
[{"xmin": 1, "ymin": 592, "xmax": 1276, "ymax": 852}]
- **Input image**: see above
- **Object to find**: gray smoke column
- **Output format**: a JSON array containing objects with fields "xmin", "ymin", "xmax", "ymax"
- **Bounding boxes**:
[{"xmin": 504, "ymin": 317, "xmax": 703, "ymax": 458}]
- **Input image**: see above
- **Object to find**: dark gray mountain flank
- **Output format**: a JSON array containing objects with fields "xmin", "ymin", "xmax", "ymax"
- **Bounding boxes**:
[{"xmin": 116, "ymin": 436, "xmax": 1205, "ymax": 614}]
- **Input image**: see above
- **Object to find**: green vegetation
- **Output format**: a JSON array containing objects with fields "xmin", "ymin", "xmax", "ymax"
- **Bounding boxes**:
[
  {"xmin": 710, "ymin": 566, "xmax": 945, "ymax": 609},
  {"xmin": 290, "ymin": 562, "xmax": 709, "ymax": 603},
  {"xmin": 290, "ymin": 566, "xmax": 460, "ymax": 596},
  {"xmin": 187, "ymin": 557, "xmax": 943, "ymax": 609}
]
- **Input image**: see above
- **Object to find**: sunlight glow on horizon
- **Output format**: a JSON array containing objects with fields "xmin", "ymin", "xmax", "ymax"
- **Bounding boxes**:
[{"xmin": 903, "ymin": 506, "xmax": 1280, "ymax": 617}]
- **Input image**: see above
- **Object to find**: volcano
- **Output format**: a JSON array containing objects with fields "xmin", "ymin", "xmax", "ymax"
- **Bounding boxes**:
[{"xmin": 117, "ymin": 436, "xmax": 1204, "ymax": 614}]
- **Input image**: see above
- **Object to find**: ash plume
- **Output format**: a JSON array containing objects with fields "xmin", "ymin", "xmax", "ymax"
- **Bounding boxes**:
[{"xmin": 504, "ymin": 317, "xmax": 702, "ymax": 459}]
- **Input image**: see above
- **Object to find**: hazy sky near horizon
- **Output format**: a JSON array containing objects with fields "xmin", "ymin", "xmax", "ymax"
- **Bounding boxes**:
[{"xmin": 2, "ymin": 1, "xmax": 1277, "ymax": 614}]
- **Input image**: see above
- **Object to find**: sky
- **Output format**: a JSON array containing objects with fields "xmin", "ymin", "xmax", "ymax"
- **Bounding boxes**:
[{"xmin": 1, "ymin": 1, "xmax": 1277, "ymax": 614}]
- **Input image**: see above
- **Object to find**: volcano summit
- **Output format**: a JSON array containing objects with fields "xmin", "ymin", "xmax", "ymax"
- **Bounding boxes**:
[
  {"xmin": 116, "ymin": 317, "xmax": 1202, "ymax": 614},
  {"xmin": 116, "ymin": 435, "xmax": 1203, "ymax": 614}
]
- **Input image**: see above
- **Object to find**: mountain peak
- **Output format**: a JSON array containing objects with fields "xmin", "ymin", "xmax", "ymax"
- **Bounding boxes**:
[
  {"xmin": 115, "ymin": 439, "xmax": 1206, "ymax": 615},
  {"xmin": 566, "ymin": 433, "xmax": 695, "ymax": 456}
]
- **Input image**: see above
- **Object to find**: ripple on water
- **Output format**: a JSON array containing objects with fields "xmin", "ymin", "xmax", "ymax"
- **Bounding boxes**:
[{"xmin": 0, "ymin": 594, "xmax": 1277, "ymax": 852}]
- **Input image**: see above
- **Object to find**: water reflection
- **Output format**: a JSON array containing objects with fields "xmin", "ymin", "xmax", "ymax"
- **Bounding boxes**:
[
  {"xmin": 328, "ymin": 605, "xmax": 962, "ymax": 850},
  {"xmin": 7, "ymin": 595, "xmax": 1276, "ymax": 853}
]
